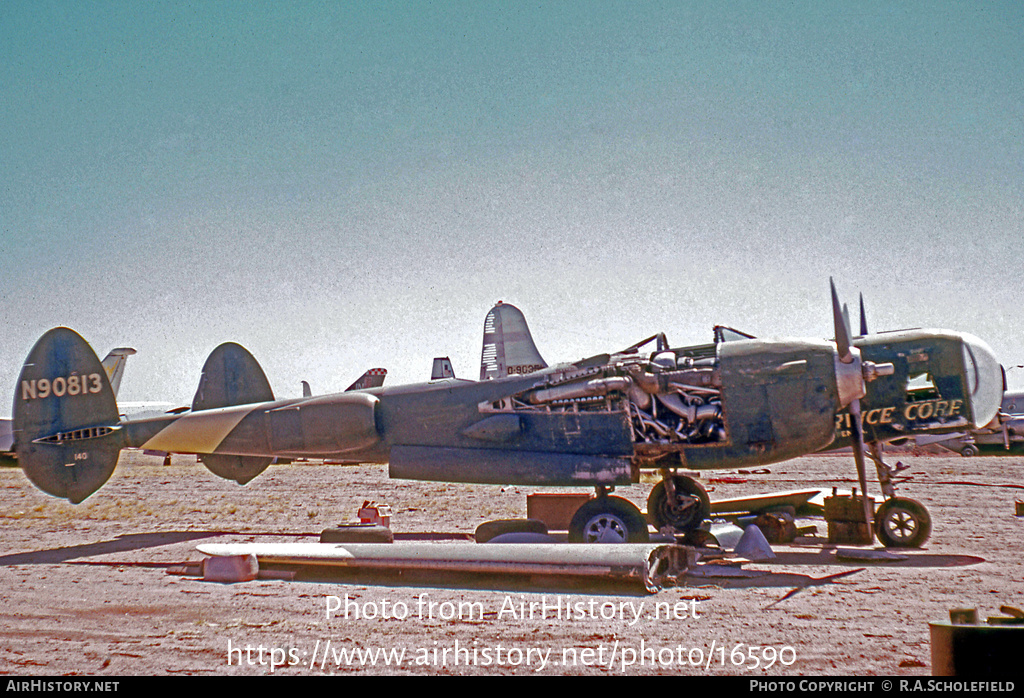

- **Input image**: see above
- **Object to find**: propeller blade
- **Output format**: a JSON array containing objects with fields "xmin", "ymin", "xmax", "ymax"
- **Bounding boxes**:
[
  {"xmin": 830, "ymin": 278, "xmax": 854, "ymax": 363},
  {"xmin": 859, "ymin": 293, "xmax": 868, "ymax": 336},
  {"xmin": 848, "ymin": 398, "xmax": 874, "ymax": 541},
  {"xmin": 833, "ymin": 280, "xmax": 874, "ymax": 540}
]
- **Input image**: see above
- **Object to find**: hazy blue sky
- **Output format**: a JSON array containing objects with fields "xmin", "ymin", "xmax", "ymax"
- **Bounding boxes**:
[{"xmin": 2, "ymin": 1, "xmax": 1022, "ymax": 405}]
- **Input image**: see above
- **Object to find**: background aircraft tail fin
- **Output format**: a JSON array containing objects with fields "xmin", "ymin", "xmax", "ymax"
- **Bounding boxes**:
[
  {"xmin": 431, "ymin": 357, "xmax": 455, "ymax": 380},
  {"xmin": 100, "ymin": 347, "xmax": 136, "ymax": 397},
  {"xmin": 480, "ymin": 302, "xmax": 547, "ymax": 380},
  {"xmin": 345, "ymin": 368, "xmax": 387, "ymax": 391},
  {"xmin": 13, "ymin": 328, "xmax": 123, "ymax": 503}
]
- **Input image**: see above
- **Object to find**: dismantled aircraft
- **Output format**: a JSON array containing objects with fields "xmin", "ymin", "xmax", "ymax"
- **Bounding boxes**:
[
  {"xmin": 10, "ymin": 283, "xmax": 1003, "ymax": 548},
  {"xmin": 480, "ymin": 291, "xmax": 1005, "ymax": 547}
]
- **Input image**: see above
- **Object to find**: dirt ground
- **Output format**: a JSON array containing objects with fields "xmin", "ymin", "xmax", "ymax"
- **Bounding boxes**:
[{"xmin": 1, "ymin": 450, "xmax": 1021, "ymax": 676}]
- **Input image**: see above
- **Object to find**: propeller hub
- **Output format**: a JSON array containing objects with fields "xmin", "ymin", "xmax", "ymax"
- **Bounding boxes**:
[
  {"xmin": 862, "ymin": 360, "xmax": 895, "ymax": 383},
  {"xmin": 834, "ymin": 346, "xmax": 866, "ymax": 408}
]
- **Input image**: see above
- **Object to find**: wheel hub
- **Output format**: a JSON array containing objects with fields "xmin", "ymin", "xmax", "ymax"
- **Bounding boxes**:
[
  {"xmin": 882, "ymin": 510, "xmax": 918, "ymax": 541},
  {"xmin": 667, "ymin": 494, "xmax": 700, "ymax": 516},
  {"xmin": 582, "ymin": 514, "xmax": 629, "ymax": 543},
  {"xmin": 647, "ymin": 475, "xmax": 710, "ymax": 531}
]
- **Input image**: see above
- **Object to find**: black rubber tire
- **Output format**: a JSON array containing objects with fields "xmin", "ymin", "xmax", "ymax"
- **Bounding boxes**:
[
  {"xmin": 646, "ymin": 475, "xmax": 711, "ymax": 531},
  {"xmin": 874, "ymin": 497, "xmax": 931, "ymax": 548},
  {"xmin": 960, "ymin": 444, "xmax": 979, "ymax": 457},
  {"xmin": 474, "ymin": 518, "xmax": 548, "ymax": 543},
  {"xmin": 568, "ymin": 496, "xmax": 650, "ymax": 543}
]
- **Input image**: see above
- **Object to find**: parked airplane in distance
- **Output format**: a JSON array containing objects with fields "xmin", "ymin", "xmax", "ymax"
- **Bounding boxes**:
[{"xmin": 923, "ymin": 390, "xmax": 1024, "ymax": 456}]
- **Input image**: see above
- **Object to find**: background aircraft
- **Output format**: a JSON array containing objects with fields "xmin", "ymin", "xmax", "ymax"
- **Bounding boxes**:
[
  {"xmin": 10, "ymin": 286, "xmax": 1002, "ymax": 547},
  {"xmin": 919, "ymin": 390, "xmax": 1024, "ymax": 456},
  {"xmin": 299, "ymin": 368, "xmax": 388, "ymax": 399},
  {"xmin": 345, "ymin": 368, "xmax": 387, "ymax": 392}
]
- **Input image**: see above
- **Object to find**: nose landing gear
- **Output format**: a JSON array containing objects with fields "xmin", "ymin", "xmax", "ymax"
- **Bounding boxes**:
[
  {"xmin": 874, "ymin": 496, "xmax": 932, "ymax": 548},
  {"xmin": 869, "ymin": 443, "xmax": 931, "ymax": 548}
]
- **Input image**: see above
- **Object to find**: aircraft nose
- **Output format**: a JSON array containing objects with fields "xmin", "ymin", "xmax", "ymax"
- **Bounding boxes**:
[{"xmin": 960, "ymin": 333, "xmax": 1003, "ymax": 428}]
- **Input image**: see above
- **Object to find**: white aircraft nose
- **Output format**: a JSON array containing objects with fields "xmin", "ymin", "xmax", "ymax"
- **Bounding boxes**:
[{"xmin": 960, "ymin": 333, "xmax": 1003, "ymax": 429}]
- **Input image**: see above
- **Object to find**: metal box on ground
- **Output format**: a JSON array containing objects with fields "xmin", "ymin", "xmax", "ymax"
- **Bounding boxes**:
[
  {"xmin": 320, "ymin": 523, "xmax": 394, "ymax": 543},
  {"xmin": 824, "ymin": 494, "xmax": 875, "ymax": 545},
  {"xmin": 930, "ymin": 620, "xmax": 1024, "ymax": 676},
  {"xmin": 526, "ymin": 493, "xmax": 592, "ymax": 531}
]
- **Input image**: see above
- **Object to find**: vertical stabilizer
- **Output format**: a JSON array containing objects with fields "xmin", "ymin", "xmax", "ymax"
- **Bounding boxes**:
[
  {"xmin": 431, "ymin": 357, "xmax": 455, "ymax": 380},
  {"xmin": 480, "ymin": 302, "xmax": 547, "ymax": 380},
  {"xmin": 346, "ymin": 368, "xmax": 387, "ymax": 391},
  {"xmin": 192, "ymin": 343, "xmax": 274, "ymax": 411},
  {"xmin": 13, "ymin": 328, "xmax": 123, "ymax": 503},
  {"xmin": 101, "ymin": 347, "xmax": 137, "ymax": 397},
  {"xmin": 191, "ymin": 342, "xmax": 275, "ymax": 484}
]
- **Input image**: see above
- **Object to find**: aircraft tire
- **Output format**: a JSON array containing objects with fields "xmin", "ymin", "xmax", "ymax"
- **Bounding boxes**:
[
  {"xmin": 568, "ymin": 496, "xmax": 650, "ymax": 544},
  {"xmin": 474, "ymin": 518, "xmax": 548, "ymax": 543},
  {"xmin": 874, "ymin": 497, "xmax": 931, "ymax": 548},
  {"xmin": 646, "ymin": 476, "xmax": 711, "ymax": 532},
  {"xmin": 960, "ymin": 445, "xmax": 978, "ymax": 457}
]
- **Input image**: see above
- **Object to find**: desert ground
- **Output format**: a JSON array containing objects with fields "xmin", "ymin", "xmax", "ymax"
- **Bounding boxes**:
[{"xmin": 1, "ymin": 450, "xmax": 1021, "ymax": 677}]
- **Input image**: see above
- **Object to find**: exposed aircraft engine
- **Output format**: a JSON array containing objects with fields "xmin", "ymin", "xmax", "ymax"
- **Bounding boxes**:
[
  {"xmin": 501, "ymin": 352, "xmax": 727, "ymax": 450},
  {"xmin": 623, "ymin": 361, "xmax": 725, "ymax": 446},
  {"xmin": 479, "ymin": 331, "xmax": 849, "ymax": 474}
]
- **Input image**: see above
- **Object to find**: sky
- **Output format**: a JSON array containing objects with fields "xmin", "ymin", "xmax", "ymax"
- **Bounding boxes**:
[{"xmin": 1, "ymin": 0, "xmax": 1022, "ymax": 409}]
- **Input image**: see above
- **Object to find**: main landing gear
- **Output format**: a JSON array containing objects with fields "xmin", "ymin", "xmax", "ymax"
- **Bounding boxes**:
[
  {"xmin": 566, "ymin": 472, "xmax": 711, "ymax": 544},
  {"xmin": 646, "ymin": 472, "xmax": 711, "ymax": 532}
]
